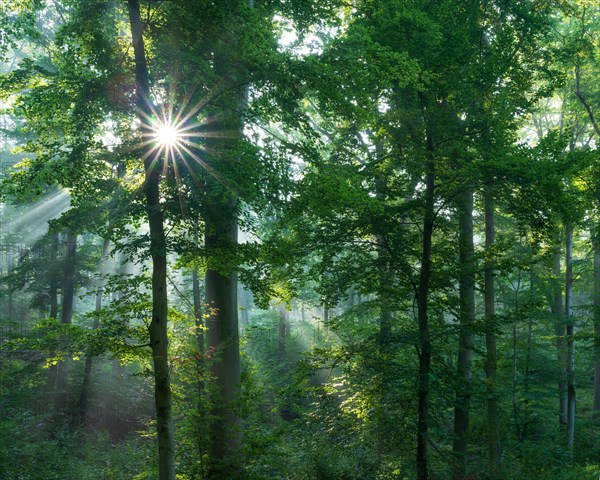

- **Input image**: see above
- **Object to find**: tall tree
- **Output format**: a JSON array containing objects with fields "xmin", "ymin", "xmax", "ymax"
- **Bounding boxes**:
[
  {"xmin": 127, "ymin": 1, "xmax": 174, "ymax": 478},
  {"xmin": 484, "ymin": 190, "xmax": 501, "ymax": 475},
  {"xmin": 54, "ymin": 230, "xmax": 76, "ymax": 411}
]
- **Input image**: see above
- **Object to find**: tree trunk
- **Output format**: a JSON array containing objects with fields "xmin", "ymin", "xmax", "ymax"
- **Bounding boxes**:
[
  {"xmin": 452, "ymin": 188, "xmax": 475, "ymax": 480},
  {"xmin": 375, "ymin": 142, "xmax": 392, "ymax": 347},
  {"xmin": 376, "ymin": 231, "xmax": 392, "ymax": 350},
  {"xmin": 47, "ymin": 233, "xmax": 59, "ymax": 394},
  {"xmin": 192, "ymin": 267, "xmax": 205, "ymax": 357},
  {"xmin": 49, "ymin": 233, "xmax": 59, "ymax": 319},
  {"xmin": 484, "ymin": 191, "xmax": 501, "ymax": 475},
  {"xmin": 552, "ymin": 237, "xmax": 567, "ymax": 425},
  {"xmin": 202, "ymin": 2, "xmax": 251, "ymax": 474},
  {"xmin": 55, "ymin": 231, "xmax": 76, "ymax": 411},
  {"xmin": 278, "ymin": 302, "xmax": 288, "ymax": 359},
  {"xmin": 523, "ymin": 268, "xmax": 535, "ymax": 440},
  {"xmin": 7, "ymin": 245, "xmax": 14, "ymax": 319},
  {"xmin": 511, "ymin": 267, "xmax": 523, "ymax": 441},
  {"xmin": 565, "ymin": 225, "xmax": 575, "ymax": 449},
  {"xmin": 77, "ymin": 238, "xmax": 110, "ymax": 423},
  {"xmin": 205, "ymin": 215, "xmax": 241, "ymax": 478},
  {"xmin": 203, "ymin": 75, "xmax": 244, "ymax": 480},
  {"xmin": 416, "ymin": 96, "xmax": 435, "ymax": 480},
  {"xmin": 239, "ymin": 284, "xmax": 249, "ymax": 325},
  {"xmin": 592, "ymin": 222, "xmax": 600, "ymax": 413},
  {"xmin": 128, "ymin": 2, "xmax": 175, "ymax": 478}
]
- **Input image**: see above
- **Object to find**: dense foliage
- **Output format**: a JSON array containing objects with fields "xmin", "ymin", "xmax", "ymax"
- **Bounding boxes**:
[{"xmin": 1, "ymin": 1, "xmax": 599, "ymax": 479}]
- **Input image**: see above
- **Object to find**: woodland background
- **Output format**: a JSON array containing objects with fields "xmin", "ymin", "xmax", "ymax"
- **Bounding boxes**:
[{"xmin": 0, "ymin": 1, "xmax": 599, "ymax": 479}]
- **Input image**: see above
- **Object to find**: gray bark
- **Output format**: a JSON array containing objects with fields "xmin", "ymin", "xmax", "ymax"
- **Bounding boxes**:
[
  {"xmin": 128, "ymin": 1, "xmax": 175, "ymax": 478},
  {"xmin": 278, "ymin": 303, "xmax": 289, "ymax": 359},
  {"xmin": 565, "ymin": 225, "xmax": 575, "ymax": 449},
  {"xmin": 204, "ymin": 15, "xmax": 245, "ymax": 472},
  {"xmin": 77, "ymin": 238, "xmax": 110, "ymax": 423},
  {"xmin": 55, "ymin": 231, "xmax": 76, "ymax": 411},
  {"xmin": 552, "ymin": 239, "xmax": 567, "ymax": 425},
  {"xmin": 416, "ymin": 95, "xmax": 435, "ymax": 480},
  {"xmin": 452, "ymin": 189, "xmax": 475, "ymax": 480},
  {"xmin": 592, "ymin": 223, "xmax": 600, "ymax": 413},
  {"xmin": 484, "ymin": 192, "xmax": 500, "ymax": 475}
]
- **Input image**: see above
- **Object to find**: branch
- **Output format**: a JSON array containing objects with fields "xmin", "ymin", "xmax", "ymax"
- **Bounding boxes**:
[{"xmin": 573, "ymin": 90, "xmax": 600, "ymax": 138}]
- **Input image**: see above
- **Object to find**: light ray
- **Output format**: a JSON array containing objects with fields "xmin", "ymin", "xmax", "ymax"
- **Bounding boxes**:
[
  {"xmin": 3, "ymin": 190, "xmax": 71, "ymax": 246},
  {"xmin": 182, "ymin": 130, "xmax": 238, "ymax": 139},
  {"xmin": 178, "ymin": 142, "xmax": 229, "ymax": 190}
]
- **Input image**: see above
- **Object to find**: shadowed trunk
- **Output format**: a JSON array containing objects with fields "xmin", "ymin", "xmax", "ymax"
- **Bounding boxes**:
[
  {"xmin": 128, "ymin": 1, "xmax": 175, "ymax": 478},
  {"xmin": 7, "ymin": 245, "xmax": 14, "ymax": 319},
  {"xmin": 77, "ymin": 238, "xmax": 110, "ymax": 423},
  {"xmin": 193, "ymin": 267, "xmax": 205, "ymax": 359},
  {"xmin": 203, "ymin": 2, "xmax": 247, "ymax": 471},
  {"xmin": 278, "ymin": 303, "xmax": 289, "ymax": 359},
  {"xmin": 47, "ymin": 233, "xmax": 59, "ymax": 394},
  {"xmin": 452, "ymin": 188, "xmax": 475, "ymax": 480},
  {"xmin": 551, "ymin": 236, "xmax": 567, "ymax": 426},
  {"xmin": 205, "ymin": 212, "xmax": 241, "ymax": 477},
  {"xmin": 416, "ymin": 94, "xmax": 435, "ymax": 480},
  {"xmin": 55, "ymin": 231, "xmax": 76, "ymax": 411},
  {"xmin": 565, "ymin": 225, "xmax": 575, "ymax": 449},
  {"xmin": 484, "ymin": 191, "xmax": 501, "ymax": 475},
  {"xmin": 593, "ymin": 222, "xmax": 600, "ymax": 413}
]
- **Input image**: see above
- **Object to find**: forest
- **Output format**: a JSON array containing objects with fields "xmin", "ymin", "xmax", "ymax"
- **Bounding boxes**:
[{"xmin": 0, "ymin": 1, "xmax": 599, "ymax": 479}]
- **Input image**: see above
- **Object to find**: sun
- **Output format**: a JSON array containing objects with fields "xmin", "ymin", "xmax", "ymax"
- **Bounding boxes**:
[
  {"xmin": 136, "ymin": 96, "xmax": 229, "ymax": 190},
  {"xmin": 153, "ymin": 122, "xmax": 182, "ymax": 147}
]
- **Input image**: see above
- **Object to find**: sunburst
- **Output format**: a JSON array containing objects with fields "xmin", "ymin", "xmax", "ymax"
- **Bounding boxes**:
[
  {"xmin": 137, "ymin": 94, "xmax": 220, "ymax": 168},
  {"xmin": 154, "ymin": 123, "xmax": 180, "ymax": 148},
  {"xmin": 131, "ymin": 89, "xmax": 238, "ymax": 213}
]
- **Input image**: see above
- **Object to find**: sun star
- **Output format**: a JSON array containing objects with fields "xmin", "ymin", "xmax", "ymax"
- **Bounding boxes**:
[{"xmin": 154, "ymin": 123, "xmax": 181, "ymax": 147}]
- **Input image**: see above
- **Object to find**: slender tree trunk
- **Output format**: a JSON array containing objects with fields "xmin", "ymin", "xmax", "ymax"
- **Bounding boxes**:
[
  {"xmin": 47, "ymin": 233, "xmax": 59, "ymax": 393},
  {"xmin": 552, "ymin": 237, "xmax": 567, "ymax": 425},
  {"xmin": 376, "ymin": 231, "xmax": 392, "ymax": 348},
  {"xmin": 375, "ymin": 143, "xmax": 392, "ymax": 347},
  {"xmin": 452, "ymin": 189, "xmax": 475, "ymax": 480},
  {"xmin": 49, "ymin": 233, "xmax": 59, "ymax": 319},
  {"xmin": 416, "ymin": 97, "xmax": 435, "ymax": 480},
  {"xmin": 484, "ymin": 191, "xmax": 500, "ymax": 475},
  {"xmin": 192, "ymin": 267, "xmax": 205, "ymax": 358},
  {"xmin": 239, "ymin": 284, "xmax": 249, "ymax": 325},
  {"xmin": 592, "ymin": 222, "xmax": 600, "ymax": 414},
  {"xmin": 55, "ymin": 231, "xmax": 76, "ymax": 411},
  {"xmin": 511, "ymin": 267, "xmax": 522, "ymax": 441},
  {"xmin": 192, "ymin": 264, "xmax": 207, "ymax": 474},
  {"xmin": 278, "ymin": 303, "xmax": 288, "ymax": 359},
  {"xmin": 323, "ymin": 307, "xmax": 329, "ymax": 333},
  {"xmin": 128, "ymin": 2, "xmax": 175, "ymax": 478},
  {"xmin": 523, "ymin": 271, "xmax": 534, "ymax": 440},
  {"xmin": 7, "ymin": 245, "xmax": 14, "ymax": 319},
  {"xmin": 77, "ymin": 238, "xmax": 110, "ymax": 423},
  {"xmin": 565, "ymin": 225, "xmax": 575, "ymax": 449}
]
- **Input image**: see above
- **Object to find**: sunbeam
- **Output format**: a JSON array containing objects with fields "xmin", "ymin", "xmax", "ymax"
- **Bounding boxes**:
[{"xmin": 2, "ymin": 189, "xmax": 71, "ymax": 246}]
